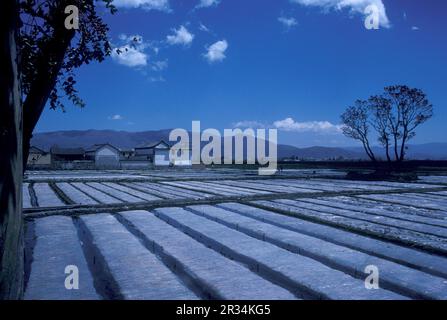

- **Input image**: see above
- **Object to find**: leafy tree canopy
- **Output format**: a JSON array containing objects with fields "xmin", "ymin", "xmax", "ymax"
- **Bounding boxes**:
[{"xmin": 20, "ymin": 0, "xmax": 116, "ymax": 111}]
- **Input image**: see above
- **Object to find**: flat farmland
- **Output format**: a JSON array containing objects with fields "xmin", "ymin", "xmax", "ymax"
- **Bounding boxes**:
[{"xmin": 23, "ymin": 169, "xmax": 447, "ymax": 300}]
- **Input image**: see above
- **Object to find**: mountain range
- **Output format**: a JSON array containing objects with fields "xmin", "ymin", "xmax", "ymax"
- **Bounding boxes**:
[{"xmin": 31, "ymin": 130, "xmax": 447, "ymax": 160}]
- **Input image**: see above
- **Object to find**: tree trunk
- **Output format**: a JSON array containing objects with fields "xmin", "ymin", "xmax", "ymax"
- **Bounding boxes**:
[
  {"xmin": 399, "ymin": 131, "xmax": 408, "ymax": 162},
  {"xmin": 363, "ymin": 137, "xmax": 376, "ymax": 162},
  {"xmin": 393, "ymin": 131, "xmax": 399, "ymax": 161},
  {"xmin": 361, "ymin": 141, "xmax": 376, "ymax": 162},
  {"xmin": 0, "ymin": 0, "xmax": 24, "ymax": 300},
  {"xmin": 385, "ymin": 140, "xmax": 391, "ymax": 162},
  {"xmin": 22, "ymin": 3, "xmax": 75, "ymax": 171}
]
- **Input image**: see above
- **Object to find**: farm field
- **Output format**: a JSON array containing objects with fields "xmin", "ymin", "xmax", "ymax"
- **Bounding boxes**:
[{"xmin": 23, "ymin": 169, "xmax": 447, "ymax": 300}]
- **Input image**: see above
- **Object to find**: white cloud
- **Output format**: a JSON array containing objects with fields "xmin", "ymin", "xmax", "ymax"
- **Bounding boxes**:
[
  {"xmin": 108, "ymin": 114, "xmax": 124, "ymax": 120},
  {"xmin": 411, "ymin": 26, "xmax": 419, "ymax": 31},
  {"xmin": 113, "ymin": 0, "xmax": 170, "ymax": 11},
  {"xmin": 149, "ymin": 76, "xmax": 166, "ymax": 82},
  {"xmin": 278, "ymin": 16, "xmax": 298, "ymax": 29},
  {"xmin": 197, "ymin": 0, "xmax": 220, "ymax": 9},
  {"xmin": 166, "ymin": 25, "xmax": 194, "ymax": 46},
  {"xmin": 291, "ymin": 0, "xmax": 390, "ymax": 28},
  {"xmin": 152, "ymin": 60, "xmax": 168, "ymax": 71},
  {"xmin": 112, "ymin": 34, "xmax": 171, "ymax": 79},
  {"xmin": 199, "ymin": 22, "xmax": 211, "ymax": 33},
  {"xmin": 112, "ymin": 45, "xmax": 148, "ymax": 67},
  {"xmin": 112, "ymin": 34, "xmax": 150, "ymax": 68},
  {"xmin": 273, "ymin": 117, "xmax": 343, "ymax": 133},
  {"xmin": 233, "ymin": 117, "xmax": 342, "ymax": 134},
  {"xmin": 152, "ymin": 46, "xmax": 160, "ymax": 54},
  {"xmin": 117, "ymin": 34, "xmax": 146, "ymax": 46},
  {"xmin": 204, "ymin": 40, "xmax": 228, "ymax": 63},
  {"xmin": 233, "ymin": 120, "xmax": 267, "ymax": 129}
]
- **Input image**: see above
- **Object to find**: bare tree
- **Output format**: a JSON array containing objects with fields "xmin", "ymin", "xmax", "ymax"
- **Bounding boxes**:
[
  {"xmin": 368, "ymin": 95, "xmax": 392, "ymax": 162},
  {"xmin": 342, "ymin": 85, "xmax": 433, "ymax": 163},
  {"xmin": 382, "ymin": 85, "xmax": 433, "ymax": 161},
  {"xmin": 341, "ymin": 100, "xmax": 377, "ymax": 162}
]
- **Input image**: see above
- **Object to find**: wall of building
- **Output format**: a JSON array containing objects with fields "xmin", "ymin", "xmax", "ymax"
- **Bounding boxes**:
[
  {"xmin": 154, "ymin": 149, "xmax": 170, "ymax": 166},
  {"xmin": 27, "ymin": 153, "xmax": 52, "ymax": 166},
  {"xmin": 95, "ymin": 146, "xmax": 120, "ymax": 169},
  {"xmin": 134, "ymin": 148, "xmax": 153, "ymax": 156},
  {"xmin": 120, "ymin": 161, "xmax": 153, "ymax": 170},
  {"xmin": 52, "ymin": 161, "xmax": 95, "ymax": 170}
]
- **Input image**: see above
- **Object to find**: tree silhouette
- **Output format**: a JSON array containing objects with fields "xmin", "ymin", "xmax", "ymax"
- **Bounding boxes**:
[
  {"xmin": 341, "ymin": 85, "xmax": 433, "ymax": 162},
  {"xmin": 20, "ymin": 0, "xmax": 116, "ymax": 169},
  {"xmin": 1, "ymin": 0, "xmax": 115, "ymax": 298},
  {"xmin": 381, "ymin": 85, "xmax": 433, "ymax": 162},
  {"xmin": 341, "ymin": 100, "xmax": 377, "ymax": 162},
  {"xmin": 1, "ymin": 0, "xmax": 23, "ymax": 300}
]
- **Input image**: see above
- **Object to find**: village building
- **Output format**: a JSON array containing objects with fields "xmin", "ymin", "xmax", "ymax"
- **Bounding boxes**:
[
  {"xmin": 49, "ymin": 146, "xmax": 87, "ymax": 169},
  {"xmin": 119, "ymin": 149, "xmax": 135, "ymax": 159},
  {"xmin": 85, "ymin": 144, "xmax": 121, "ymax": 169},
  {"xmin": 120, "ymin": 154, "xmax": 152, "ymax": 169},
  {"xmin": 26, "ymin": 140, "xmax": 192, "ymax": 170},
  {"xmin": 50, "ymin": 146, "xmax": 85, "ymax": 162},
  {"xmin": 134, "ymin": 141, "xmax": 172, "ymax": 167},
  {"xmin": 27, "ymin": 146, "xmax": 52, "ymax": 168}
]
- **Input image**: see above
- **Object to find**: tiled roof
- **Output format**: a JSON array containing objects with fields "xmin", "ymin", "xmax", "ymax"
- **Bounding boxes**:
[
  {"xmin": 85, "ymin": 143, "xmax": 120, "ymax": 153},
  {"xmin": 135, "ymin": 140, "xmax": 171, "ymax": 149},
  {"xmin": 29, "ymin": 146, "xmax": 47, "ymax": 154},
  {"xmin": 50, "ymin": 146, "xmax": 85, "ymax": 155}
]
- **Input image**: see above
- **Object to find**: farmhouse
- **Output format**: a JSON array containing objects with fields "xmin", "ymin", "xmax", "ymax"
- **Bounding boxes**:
[
  {"xmin": 27, "ymin": 140, "xmax": 191, "ymax": 170},
  {"xmin": 85, "ymin": 144, "xmax": 121, "ymax": 169},
  {"xmin": 135, "ymin": 141, "xmax": 171, "ymax": 166},
  {"xmin": 119, "ymin": 148, "xmax": 135, "ymax": 159},
  {"xmin": 50, "ymin": 146, "xmax": 85, "ymax": 162},
  {"xmin": 27, "ymin": 146, "xmax": 51, "ymax": 168},
  {"xmin": 120, "ymin": 155, "xmax": 152, "ymax": 169}
]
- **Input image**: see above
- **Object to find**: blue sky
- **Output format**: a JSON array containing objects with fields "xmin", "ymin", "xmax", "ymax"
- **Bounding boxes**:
[{"xmin": 35, "ymin": 0, "xmax": 447, "ymax": 147}]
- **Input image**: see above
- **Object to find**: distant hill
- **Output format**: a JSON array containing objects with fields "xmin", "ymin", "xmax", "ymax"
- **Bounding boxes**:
[
  {"xmin": 31, "ymin": 130, "xmax": 447, "ymax": 160},
  {"xmin": 31, "ymin": 129, "xmax": 173, "ymax": 150}
]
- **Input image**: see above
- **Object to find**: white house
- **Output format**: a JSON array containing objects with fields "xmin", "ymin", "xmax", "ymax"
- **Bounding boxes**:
[
  {"xmin": 85, "ymin": 144, "xmax": 121, "ymax": 169},
  {"xmin": 134, "ymin": 141, "xmax": 171, "ymax": 166}
]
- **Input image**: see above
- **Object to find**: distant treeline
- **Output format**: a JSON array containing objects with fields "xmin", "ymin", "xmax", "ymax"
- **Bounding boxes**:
[{"xmin": 277, "ymin": 160, "xmax": 447, "ymax": 172}]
